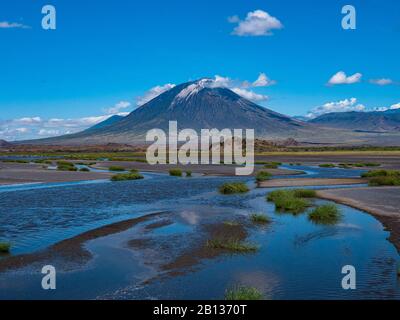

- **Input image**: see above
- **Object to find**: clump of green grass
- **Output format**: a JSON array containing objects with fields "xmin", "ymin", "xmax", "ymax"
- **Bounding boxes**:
[
  {"xmin": 308, "ymin": 204, "xmax": 342, "ymax": 225},
  {"xmin": 275, "ymin": 196, "xmax": 310, "ymax": 214},
  {"xmin": 263, "ymin": 162, "xmax": 281, "ymax": 169},
  {"xmin": 79, "ymin": 167, "xmax": 90, "ymax": 172},
  {"xmin": 223, "ymin": 221, "xmax": 240, "ymax": 227},
  {"xmin": 250, "ymin": 213, "xmax": 270, "ymax": 224},
  {"xmin": 225, "ymin": 286, "xmax": 263, "ymax": 300},
  {"xmin": 57, "ymin": 163, "xmax": 77, "ymax": 171},
  {"xmin": 56, "ymin": 161, "xmax": 77, "ymax": 171},
  {"xmin": 111, "ymin": 172, "xmax": 144, "ymax": 181},
  {"xmin": 368, "ymin": 176, "xmax": 400, "ymax": 186},
  {"xmin": 185, "ymin": 170, "xmax": 192, "ymax": 177},
  {"xmin": 130, "ymin": 169, "xmax": 139, "ymax": 173},
  {"xmin": 361, "ymin": 169, "xmax": 400, "ymax": 178},
  {"xmin": 169, "ymin": 169, "xmax": 183, "ymax": 177},
  {"xmin": 293, "ymin": 189, "xmax": 317, "ymax": 198},
  {"xmin": 219, "ymin": 182, "xmax": 249, "ymax": 195},
  {"xmin": 361, "ymin": 169, "xmax": 400, "ymax": 186},
  {"xmin": 256, "ymin": 171, "xmax": 272, "ymax": 182},
  {"xmin": 206, "ymin": 239, "xmax": 259, "ymax": 253},
  {"xmin": 109, "ymin": 166, "xmax": 125, "ymax": 172},
  {"xmin": 267, "ymin": 189, "xmax": 312, "ymax": 214},
  {"xmin": 0, "ymin": 242, "xmax": 11, "ymax": 253},
  {"xmin": 319, "ymin": 163, "xmax": 336, "ymax": 168}
]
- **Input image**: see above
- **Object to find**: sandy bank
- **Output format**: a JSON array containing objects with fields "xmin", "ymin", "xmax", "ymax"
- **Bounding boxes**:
[
  {"xmin": 258, "ymin": 178, "xmax": 367, "ymax": 188},
  {"xmin": 0, "ymin": 162, "xmax": 113, "ymax": 185},
  {"xmin": 317, "ymin": 187, "xmax": 400, "ymax": 252}
]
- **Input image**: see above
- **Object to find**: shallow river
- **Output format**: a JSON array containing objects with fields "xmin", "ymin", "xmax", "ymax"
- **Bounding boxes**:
[{"xmin": 0, "ymin": 165, "xmax": 399, "ymax": 299}]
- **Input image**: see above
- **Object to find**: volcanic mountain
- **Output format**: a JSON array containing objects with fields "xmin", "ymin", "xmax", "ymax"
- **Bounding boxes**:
[
  {"xmin": 309, "ymin": 108, "xmax": 400, "ymax": 132},
  {"xmin": 26, "ymin": 79, "xmax": 329, "ymax": 145}
]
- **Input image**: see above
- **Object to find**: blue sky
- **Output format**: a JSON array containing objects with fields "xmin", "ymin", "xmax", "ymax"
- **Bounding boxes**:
[{"xmin": 0, "ymin": 0, "xmax": 399, "ymax": 140}]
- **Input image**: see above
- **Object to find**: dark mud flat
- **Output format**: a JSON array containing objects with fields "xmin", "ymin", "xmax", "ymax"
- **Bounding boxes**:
[
  {"xmin": 0, "ymin": 212, "xmax": 166, "ymax": 273},
  {"xmin": 317, "ymin": 187, "xmax": 400, "ymax": 252}
]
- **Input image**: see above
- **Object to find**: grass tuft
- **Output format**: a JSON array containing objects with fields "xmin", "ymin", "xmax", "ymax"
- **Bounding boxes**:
[
  {"xmin": 0, "ymin": 242, "xmax": 11, "ymax": 253},
  {"xmin": 308, "ymin": 204, "xmax": 342, "ymax": 225},
  {"xmin": 361, "ymin": 170, "xmax": 400, "ymax": 186},
  {"xmin": 225, "ymin": 286, "xmax": 263, "ymax": 300},
  {"xmin": 206, "ymin": 239, "xmax": 259, "ymax": 253},
  {"xmin": 267, "ymin": 189, "xmax": 312, "ymax": 214},
  {"xmin": 109, "ymin": 166, "xmax": 125, "ymax": 172},
  {"xmin": 263, "ymin": 162, "xmax": 281, "ymax": 169},
  {"xmin": 319, "ymin": 163, "xmax": 336, "ymax": 168},
  {"xmin": 219, "ymin": 182, "xmax": 249, "ymax": 195},
  {"xmin": 250, "ymin": 214, "xmax": 270, "ymax": 224},
  {"xmin": 169, "ymin": 169, "xmax": 183, "ymax": 177},
  {"xmin": 111, "ymin": 172, "xmax": 144, "ymax": 181},
  {"xmin": 223, "ymin": 221, "xmax": 240, "ymax": 227},
  {"xmin": 256, "ymin": 171, "xmax": 272, "ymax": 182}
]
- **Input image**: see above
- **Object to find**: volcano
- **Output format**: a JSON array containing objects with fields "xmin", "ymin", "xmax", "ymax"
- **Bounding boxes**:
[{"xmin": 22, "ymin": 79, "xmax": 339, "ymax": 145}]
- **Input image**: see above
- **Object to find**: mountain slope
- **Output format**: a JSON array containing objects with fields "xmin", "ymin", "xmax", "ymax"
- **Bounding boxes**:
[
  {"xmin": 310, "ymin": 109, "xmax": 400, "ymax": 132},
  {"xmin": 85, "ymin": 115, "xmax": 125, "ymax": 132}
]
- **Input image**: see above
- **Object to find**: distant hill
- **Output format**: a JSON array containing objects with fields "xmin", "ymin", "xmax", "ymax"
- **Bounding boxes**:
[
  {"xmin": 0, "ymin": 139, "xmax": 12, "ymax": 148},
  {"xmin": 310, "ymin": 109, "xmax": 400, "ymax": 132}
]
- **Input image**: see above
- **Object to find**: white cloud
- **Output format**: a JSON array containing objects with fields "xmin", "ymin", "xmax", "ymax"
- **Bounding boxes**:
[
  {"xmin": 328, "ymin": 71, "xmax": 362, "ymax": 85},
  {"xmin": 390, "ymin": 103, "xmax": 400, "ymax": 110},
  {"xmin": 0, "ymin": 21, "xmax": 30, "ymax": 29},
  {"xmin": 252, "ymin": 73, "xmax": 276, "ymax": 87},
  {"xmin": 306, "ymin": 98, "xmax": 366, "ymax": 119},
  {"xmin": 105, "ymin": 101, "xmax": 131, "ymax": 115},
  {"xmin": 14, "ymin": 117, "xmax": 42, "ymax": 124},
  {"xmin": 38, "ymin": 129, "xmax": 60, "ymax": 136},
  {"xmin": 136, "ymin": 83, "xmax": 176, "ymax": 107},
  {"xmin": 230, "ymin": 10, "xmax": 283, "ymax": 36},
  {"xmin": 231, "ymin": 88, "xmax": 269, "ymax": 102},
  {"xmin": 375, "ymin": 102, "xmax": 400, "ymax": 112},
  {"xmin": 369, "ymin": 78, "xmax": 393, "ymax": 86}
]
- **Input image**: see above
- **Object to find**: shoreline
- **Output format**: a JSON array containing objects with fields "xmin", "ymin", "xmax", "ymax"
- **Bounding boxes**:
[{"xmin": 317, "ymin": 187, "xmax": 400, "ymax": 252}]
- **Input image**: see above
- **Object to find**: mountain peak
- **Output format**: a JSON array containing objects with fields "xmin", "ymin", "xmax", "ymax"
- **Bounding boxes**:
[{"xmin": 174, "ymin": 78, "xmax": 218, "ymax": 102}]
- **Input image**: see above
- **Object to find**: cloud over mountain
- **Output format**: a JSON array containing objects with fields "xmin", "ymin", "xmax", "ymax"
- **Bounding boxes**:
[{"xmin": 229, "ymin": 10, "xmax": 283, "ymax": 36}]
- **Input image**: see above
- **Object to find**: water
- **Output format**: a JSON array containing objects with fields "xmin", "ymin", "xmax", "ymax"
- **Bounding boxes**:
[{"xmin": 0, "ymin": 166, "xmax": 399, "ymax": 299}]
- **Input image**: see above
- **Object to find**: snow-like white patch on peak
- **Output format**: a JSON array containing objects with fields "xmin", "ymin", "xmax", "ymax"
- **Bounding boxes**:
[{"xmin": 176, "ymin": 79, "xmax": 213, "ymax": 100}]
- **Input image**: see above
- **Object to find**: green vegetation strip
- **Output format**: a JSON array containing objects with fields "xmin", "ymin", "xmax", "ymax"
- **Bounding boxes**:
[
  {"xmin": 361, "ymin": 170, "xmax": 400, "ymax": 186},
  {"xmin": 111, "ymin": 172, "xmax": 144, "ymax": 181}
]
